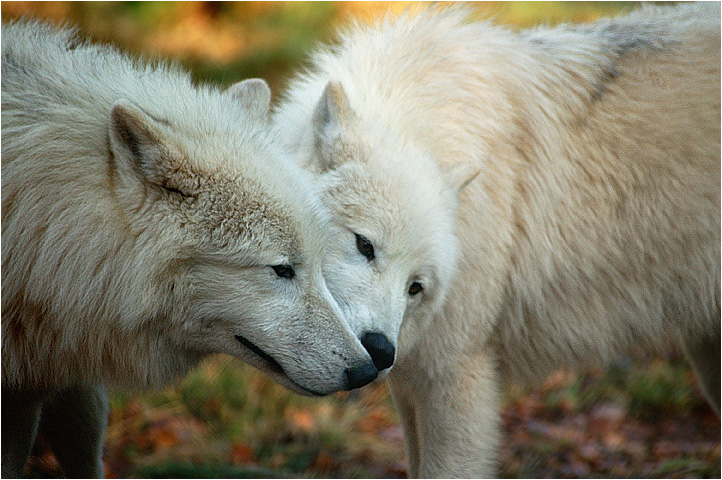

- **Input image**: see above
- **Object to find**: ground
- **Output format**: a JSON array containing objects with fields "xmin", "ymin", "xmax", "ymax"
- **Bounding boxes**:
[{"xmin": 26, "ymin": 356, "xmax": 720, "ymax": 478}]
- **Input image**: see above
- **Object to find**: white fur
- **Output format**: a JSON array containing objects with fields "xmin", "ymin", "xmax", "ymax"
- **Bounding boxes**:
[
  {"xmin": 273, "ymin": 3, "xmax": 720, "ymax": 477},
  {"xmin": 1, "ymin": 20, "xmax": 376, "ymax": 477}
]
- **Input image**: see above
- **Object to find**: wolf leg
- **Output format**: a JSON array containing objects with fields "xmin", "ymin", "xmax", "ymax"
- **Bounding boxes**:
[
  {"xmin": 682, "ymin": 328, "xmax": 721, "ymax": 415},
  {"xmin": 388, "ymin": 380, "xmax": 421, "ymax": 477},
  {"xmin": 39, "ymin": 384, "xmax": 109, "ymax": 478},
  {"xmin": 1, "ymin": 389, "xmax": 43, "ymax": 478},
  {"xmin": 390, "ymin": 349, "xmax": 501, "ymax": 478}
]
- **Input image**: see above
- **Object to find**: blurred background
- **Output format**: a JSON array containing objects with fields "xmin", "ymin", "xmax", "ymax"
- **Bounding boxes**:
[{"xmin": 2, "ymin": 2, "xmax": 719, "ymax": 478}]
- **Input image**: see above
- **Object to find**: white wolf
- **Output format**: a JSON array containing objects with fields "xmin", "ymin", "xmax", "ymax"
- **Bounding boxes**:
[
  {"xmin": 1, "ymin": 21, "xmax": 380, "ymax": 478},
  {"xmin": 272, "ymin": 3, "xmax": 721, "ymax": 477}
]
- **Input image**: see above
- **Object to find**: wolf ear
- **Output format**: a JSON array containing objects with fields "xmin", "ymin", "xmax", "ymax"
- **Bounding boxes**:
[
  {"xmin": 109, "ymin": 99, "xmax": 195, "ymax": 196},
  {"xmin": 441, "ymin": 161, "xmax": 480, "ymax": 194},
  {"xmin": 313, "ymin": 81, "xmax": 352, "ymax": 136},
  {"xmin": 227, "ymin": 78, "xmax": 272, "ymax": 123},
  {"xmin": 311, "ymin": 81, "xmax": 354, "ymax": 171}
]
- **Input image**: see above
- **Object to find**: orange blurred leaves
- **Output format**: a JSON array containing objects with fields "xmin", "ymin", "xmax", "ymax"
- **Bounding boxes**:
[
  {"xmin": 228, "ymin": 442, "xmax": 255, "ymax": 466},
  {"xmin": 286, "ymin": 407, "xmax": 315, "ymax": 432}
]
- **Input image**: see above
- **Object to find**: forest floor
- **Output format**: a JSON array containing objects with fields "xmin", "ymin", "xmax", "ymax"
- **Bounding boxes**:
[{"xmin": 27, "ymin": 356, "xmax": 720, "ymax": 478}]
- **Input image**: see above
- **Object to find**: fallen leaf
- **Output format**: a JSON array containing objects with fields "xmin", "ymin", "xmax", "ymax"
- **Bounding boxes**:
[{"xmin": 229, "ymin": 442, "xmax": 255, "ymax": 465}]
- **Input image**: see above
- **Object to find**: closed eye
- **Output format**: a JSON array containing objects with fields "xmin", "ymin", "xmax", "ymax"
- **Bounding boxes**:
[
  {"xmin": 355, "ymin": 234, "xmax": 375, "ymax": 261},
  {"xmin": 163, "ymin": 185, "xmax": 191, "ymax": 198}
]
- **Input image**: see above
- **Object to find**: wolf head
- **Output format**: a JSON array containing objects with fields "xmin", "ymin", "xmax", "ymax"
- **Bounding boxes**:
[
  {"xmin": 106, "ymin": 80, "xmax": 378, "ymax": 395},
  {"xmin": 271, "ymin": 80, "xmax": 478, "ymax": 373}
]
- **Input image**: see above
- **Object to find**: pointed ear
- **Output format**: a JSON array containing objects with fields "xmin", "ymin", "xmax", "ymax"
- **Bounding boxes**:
[
  {"xmin": 311, "ymin": 81, "xmax": 354, "ymax": 171},
  {"xmin": 442, "ymin": 162, "xmax": 480, "ymax": 193},
  {"xmin": 109, "ymin": 99, "xmax": 195, "ymax": 196},
  {"xmin": 226, "ymin": 78, "xmax": 272, "ymax": 123},
  {"xmin": 313, "ymin": 81, "xmax": 352, "ymax": 137},
  {"xmin": 109, "ymin": 99, "xmax": 165, "ymax": 182}
]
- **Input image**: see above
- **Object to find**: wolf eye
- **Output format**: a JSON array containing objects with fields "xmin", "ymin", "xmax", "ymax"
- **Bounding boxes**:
[
  {"xmin": 408, "ymin": 282, "xmax": 423, "ymax": 296},
  {"xmin": 271, "ymin": 265, "xmax": 295, "ymax": 279},
  {"xmin": 355, "ymin": 234, "xmax": 375, "ymax": 261}
]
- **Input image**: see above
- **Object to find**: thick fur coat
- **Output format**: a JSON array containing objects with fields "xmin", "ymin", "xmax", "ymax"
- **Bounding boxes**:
[
  {"xmin": 273, "ymin": 3, "xmax": 721, "ymax": 476},
  {"xmin": 2, "ymin": 21, "xmax": 377, "ymax": 477}
]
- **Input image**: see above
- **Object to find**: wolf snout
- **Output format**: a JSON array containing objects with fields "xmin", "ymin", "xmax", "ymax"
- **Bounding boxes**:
[
  {"xmin": 344, "ymin": 361, "xmax": 378, "ymax": 390},
  {"xmin": 344, "ymin": 332, "xmax": 395, "ymax": 390},
  {"xmin": 360, "ymin": 331, "xmax": 395, "ymax": 371}
]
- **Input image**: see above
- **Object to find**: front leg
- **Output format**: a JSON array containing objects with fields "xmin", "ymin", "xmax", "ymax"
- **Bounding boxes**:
[
  {"xmin": 387, "ymin": 379, "xmax": 421, "ymax": 477},
  {"xmin": 1, "ymin": 389, "xmax": 43, "ymax": 478},
  {"xmin": 682, "ymin": 329, "xmax": 721, "ymax": 415},
  {"xmin": 38, "ymin": 384, "xmax": 109, "ymax": 478},
  {"xmin": 389, "ymin": 350, "xmax": 501, "ymax": 478}
]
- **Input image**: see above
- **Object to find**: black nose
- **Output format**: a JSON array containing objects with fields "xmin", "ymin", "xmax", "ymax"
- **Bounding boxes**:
[
  {"xmin": 360, "ymin": 332, "xmax": 395, "ymax": 371},
  {"xmin": 344, "ymin": 361, "xmax": 378, "ymax": 390}
]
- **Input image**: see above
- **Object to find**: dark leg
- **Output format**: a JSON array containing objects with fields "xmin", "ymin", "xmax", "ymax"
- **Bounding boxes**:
[
  {"xmin": 38, "ymin": 384, "xmax": 109, "ymax": 478},
  {"xmin": 2, "ymin": 389, "xmax": 43, "ymax": 478}
]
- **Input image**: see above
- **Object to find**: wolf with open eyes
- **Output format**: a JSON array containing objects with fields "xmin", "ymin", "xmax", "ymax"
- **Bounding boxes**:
[{"xmin": 268, "ymin": 3, "xmax": 720, "ymax": 477}]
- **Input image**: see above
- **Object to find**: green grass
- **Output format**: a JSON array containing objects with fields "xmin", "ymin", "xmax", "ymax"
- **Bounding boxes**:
[
  {"xmin": 654, "ymin": 456, "xmax": 721, "ymax": 478},
  {"xmin": 137, "ymin": 462, "xmax": 290, "ymax": 479}
]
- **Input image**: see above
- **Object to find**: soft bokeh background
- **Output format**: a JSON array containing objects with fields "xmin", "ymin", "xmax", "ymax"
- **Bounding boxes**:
[{"xmin": 2, "ymin": 2, "xmax": 719, "ymax": 478}]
